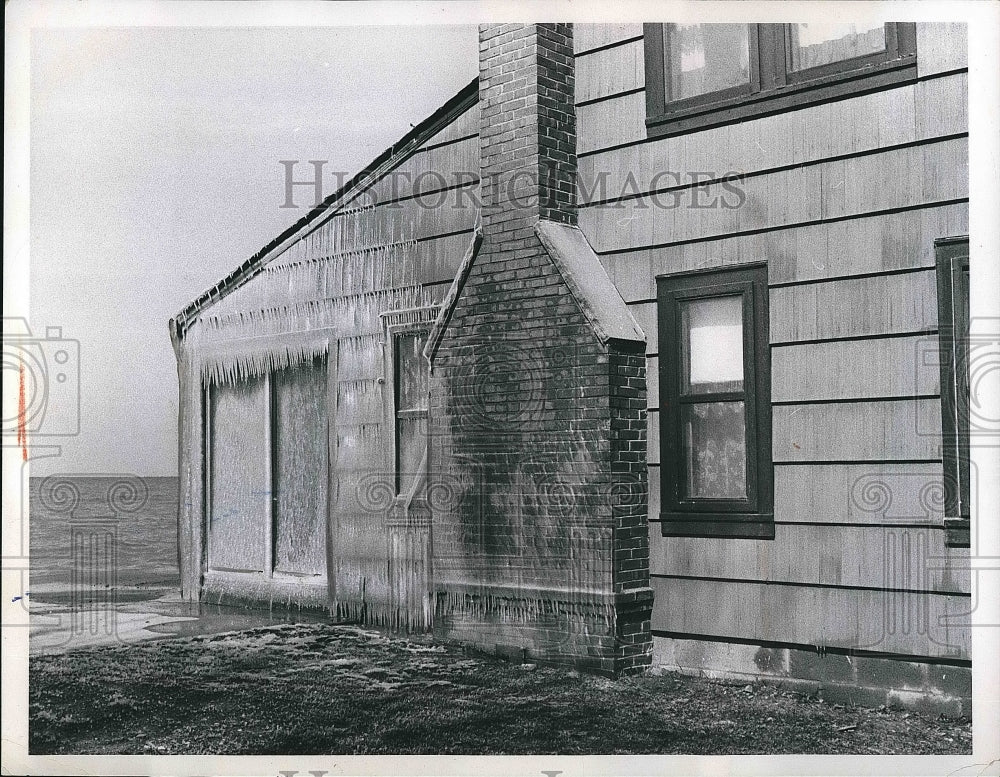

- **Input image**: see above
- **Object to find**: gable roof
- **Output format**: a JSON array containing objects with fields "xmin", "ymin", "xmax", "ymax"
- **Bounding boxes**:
[{"xmin": 172, "ymin": 76, "xmax": 479, "ymax": 337}]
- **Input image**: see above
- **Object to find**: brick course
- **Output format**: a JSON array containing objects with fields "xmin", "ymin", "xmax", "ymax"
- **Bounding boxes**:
[{"xmin": 428, "ymin": 23, "xmax": 651, "ymax": 676}]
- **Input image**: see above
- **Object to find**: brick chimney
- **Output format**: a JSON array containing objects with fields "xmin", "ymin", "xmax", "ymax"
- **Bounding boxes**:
[
  {"xmin": 478, "ymin": 23, "xmax": 577, "ymax": 242},
  {"xmin": 427, "ymin": 23, "xmax": 651, "ymax": 677}
]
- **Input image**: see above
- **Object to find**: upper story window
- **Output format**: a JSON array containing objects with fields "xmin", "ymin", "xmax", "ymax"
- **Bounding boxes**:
[{"xmin": 644, "ymin": 23, "xmax": 917, "ymax": 137}]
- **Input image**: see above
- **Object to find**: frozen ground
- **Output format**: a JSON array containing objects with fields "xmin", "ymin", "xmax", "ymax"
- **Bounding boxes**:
[{"xmin": 29, "ymin": 620, "xmax": 972, "ymax": 755}]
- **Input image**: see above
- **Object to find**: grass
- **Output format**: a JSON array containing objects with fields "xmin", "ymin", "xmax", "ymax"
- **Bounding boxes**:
[{"xmin": 29, "ymin": 622, "xmax": 971, "ymax": 755}]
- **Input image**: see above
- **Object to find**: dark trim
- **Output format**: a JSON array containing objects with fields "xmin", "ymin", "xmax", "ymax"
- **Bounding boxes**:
[
  {"xmin": 661, "ymin": 516, "xmax": 775, "ymax": 540},
  {"xmin": 658, "ymin": 263, "xmax": 772, "ymax": 539},
  {"xmin": 576, "ymin": 86, "xmax": 645, "ymax": 108},
  {"xmin": 944, "ymin": 517, "xmax": 971, "ymax": 549},
  {"xmin": 643, "ymin": 23, "xmax": 917, "ymax": 140},
  {"xmin": 414, "ymin": 227, "xmax": 478, "ymax": 246},
  {"xmin": 767, "ymin": 263, "xmax": 939, "ymax": 290},
  {"xmin": 770, "ymin": 328, "xmax": 939, "ymax": 348},
  {"xmin": 935, "ymin": 234, "xmax": 971, "ymax": 247},
  {"xmin": 650, "ymin": 630, "xmax": 972, "ymax": 668},
  {"xmin": 650, "ymin": 573, "xmax": 970, "ymax": 598},
  {"xmin": 421, "ymin": 131, "xmax": 478, "ymax": 154},
  {"xmin": 772, "ymin": 394, "xmax": 940, "ymax": 407},
  {"xmin": 651, "ymin": 517, "xmax": 946, "ymax": 530},
  {"xmin": 595, "ymin": 198, "xmax": 969, "ymax": 257},
  {"xmin": 574, "ymin": 33, "xmax": 644, "ymax": 59},
  {"xmin": 775, "ymin": 458, "xmax": 942, "ymax": 466},
  {"xmin": 779, "ymin": 521, "xmax": 943, "ymax": 529},
  {"xmin": 935, "ymin": 236, "xmax": 971, "ymax": 547},
  {"xmin": 578, "ymin": 65, "xmax": 966, "ymax": 160},
  {"xmin": 627, "ymin": 263, "xmax": 943, "ymax": 308},
  {"xmin": 174, "ymin": 76, "xmax": 480, "ymax": 334},
  {"xmin": 647, "ymin": 393, "xmax": 941, "ymax": 415},
  {"xmin": 579, "ymin": 133, "xmax": 967, "ymax": 209}
]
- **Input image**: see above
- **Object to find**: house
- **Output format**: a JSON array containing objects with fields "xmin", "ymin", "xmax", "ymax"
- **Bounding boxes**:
[{"xmin": 170, "ymin": 22, "xmax": 971, "ymax": 713}]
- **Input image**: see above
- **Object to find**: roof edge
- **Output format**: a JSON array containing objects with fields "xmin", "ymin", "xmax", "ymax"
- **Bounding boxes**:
[
  {"xmin": 424, "ymin": 226, "xmax": 483, "ymax": 366},
  {"xmin": 173, "ymin": 75, "xmax": 480, "ymax": 336}
]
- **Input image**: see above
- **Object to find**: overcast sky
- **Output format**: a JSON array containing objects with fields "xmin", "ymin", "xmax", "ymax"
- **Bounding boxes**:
[{"xmin": 28, "ymin": 25, "xmax": 478, "ymax": 476}]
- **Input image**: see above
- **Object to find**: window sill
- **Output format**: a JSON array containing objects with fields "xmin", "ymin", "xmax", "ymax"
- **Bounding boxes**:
[
  {"xmin": 646, "ymin": 56, "xmax": 917, "ymax": 140},
  {"xmin": 660, "ymin": 513, "xmax": 775, "ymax": 540},
  {"xmin": 944, "ymin": 517, "xmax": 970, "ymax": 549}
]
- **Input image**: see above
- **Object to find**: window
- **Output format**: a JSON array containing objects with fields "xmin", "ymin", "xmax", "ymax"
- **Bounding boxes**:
[
  {"xmin": 393, "ymin": 328, "xmax": 430, "ymax": 496},
  {"xmin": 644, "ymin": 23, "xmax": 917, "ymax": 137},
  {"xmin": 205, "ymin": 355, "xmax": 329, "ymax": 578},
  {"xmin": 935, "ymin": 237, "xmax": 970, "ymax": 548},
  {"xmin": 658, "ymin": 264, "xmax": 772, "ymax": 539}
]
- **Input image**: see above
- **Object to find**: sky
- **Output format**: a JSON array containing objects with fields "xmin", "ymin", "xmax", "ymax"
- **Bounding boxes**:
[{"xmin": 27, "ymin": 25, "xmax": 478, "ymax": 476}]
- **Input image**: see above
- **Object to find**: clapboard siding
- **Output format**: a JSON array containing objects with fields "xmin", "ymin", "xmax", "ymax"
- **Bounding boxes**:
[
  {"xmin": 651, "ymin": 525, "xmax": 969, "ymax": 594},
  {"xmin": 769, "ymin": 270, "xmax": 938, "ymax": 344},
  {"xmin": 573, "ymin": 23, "xmax": 643, "ymax": 55},
  {"xmin": 647, "ymin": 408, "xmax": 659, "ymax": 466},
  {"xmin": 575, "ymin": 38, "xmax": 644, "ymax": 103},
  {"xmin": 916, "ymin": 23, "xmax": 968, "ymax": 78},
  {"xmin": 772, "ymin": 335, "xmax": 940, "ymax": 402},
  {"xmin": 423, "ymin": 103, "xmax": 479, "ymax": 148},
  {"xmin": 653, "ymin": 334, "xmax": 941, "ymax": 407},
  {"xmin": 363, "ymin": 135, "xmax": 478, "ymax": 205},
  {"xmin": 651, "ymin": 576, "xmax": 970, "ymax": 659},
  {"xmin": 589, "ymin": 22, "xmax": 970, "ymax": 677},
  {"xmin": 580, "ymin": 137, "xmax": 967, "ymax": 254},
  {"xmin": 601, "ymin": 202, "xmax": 968, "ymax": 304},
  {"xmin": 631, "ymin": 270, "xmax": 941, "ymax": 355},
  {"xmin": 773, "ymin": 399, "xmax": 942, "ymax": 462},
  {"xmin": 629, "ymin": 302, "xmax": 658, "ymax": 354},
  {"xmin": 773, "ymin": 462, "xmax": 946, "ymax": 526},
  {"xmin": 579, "ymin": 72, "xmax": 967, "ymax": 197},
  {"xmin": 577, "ymin": 90, "xmax": 646, "ymax": 154},
  {"xmin": 646, "ymin": 355, "xmax": 660, "ymax": 408}
]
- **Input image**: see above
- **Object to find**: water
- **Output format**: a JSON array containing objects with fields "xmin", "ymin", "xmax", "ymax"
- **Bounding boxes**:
[
  {"xmin": 27, "ymin": 476, "xmax": 328, "ymax": 654},
  {"xmin": 28, "ymin": 476, "xmax": 180, "ymax": 598}
]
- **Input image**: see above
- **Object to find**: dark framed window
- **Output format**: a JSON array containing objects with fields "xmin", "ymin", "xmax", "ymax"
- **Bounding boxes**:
[
  {"xmin": 658, "ymin": 264, "xmax": 772, "ymax": 539},
  {"xmin": 935, "ymin": 236, "xmax": 970, "ymax": 548},
  {"xmin": 644, "ymin": 23, "xmax": 917, "ymax": 137},
  {"xmin": 392, "ymin": 327, "xmax": 430, "ymax": 496}
]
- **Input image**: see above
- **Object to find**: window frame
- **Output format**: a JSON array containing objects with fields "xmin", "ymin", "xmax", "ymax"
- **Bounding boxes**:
[
  {"xmin": 385, "ymin": 320, "xmax": 432, "ymax": 500},
  {"xmin": 644, "ymin": 23, "xmax": 918, "ymax": 139},
  {"xmin": 935, "ymin": 236, "xmax": 971, "ymax": 548},
  {"xmin": 657, "ymin": 264, "xmax": 773, "ymax": 539}
]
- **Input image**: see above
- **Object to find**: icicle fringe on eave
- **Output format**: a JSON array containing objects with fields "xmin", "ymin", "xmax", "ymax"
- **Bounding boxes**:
[{"xmin": 199, "ymin": 335, "xmax": 331, "ymax": 387}]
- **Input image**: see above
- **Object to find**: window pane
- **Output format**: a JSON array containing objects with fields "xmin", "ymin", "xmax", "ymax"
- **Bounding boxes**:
[
  {"xmin": 665, "ymin": 24, "xmax": 752, "ymax": 101},
  {"xmin": 683, "ymin": 401, "xmax": 747, "ymax": 499},
  {"xmin": 396, "ymin": 332, "xmax": 428, "ymax": 412},
  {"xmin": 681, "ymin": 295, "xmax": 744, "ymax": 394},
  {"xmin": 209, "ymin": 377, "xmax": 269, "ymax": 572},
  {"xmin": 273, "ymin": 356, "xmax": 328, "ymax": 576},
  {"xmin": 787, "ymin": 23, "xmax": 886, "ymax": 71},
  {"xmin": 397, "ymin": 416, "xmax": 427, "ymax": 493}
]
